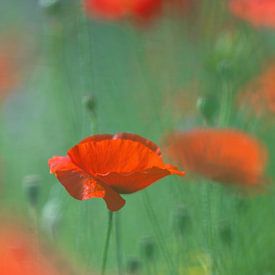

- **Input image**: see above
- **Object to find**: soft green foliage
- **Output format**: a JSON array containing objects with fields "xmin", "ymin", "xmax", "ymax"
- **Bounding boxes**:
[{"xmin": 1, "ymin": 1, "xmax": 275, "ymax": 274}]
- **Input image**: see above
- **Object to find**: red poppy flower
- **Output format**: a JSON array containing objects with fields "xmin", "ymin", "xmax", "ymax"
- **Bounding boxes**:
[
  {"xmin": 238, "ymin": 64, "xmax": 275, "ymax": 116},
  {"xmin": 0, "ymin": 51, "xmax": 19, "ymax": 101},
  {"xmin": 229, "ymin": 0, "xmax": 275, "ymax": 28},
  {"xmin": 0, "ymin": 33, "xmax": 32, "ymax": 102},
  {"xmin": 167, "ymin": 0, "xmax": 197, "ymax": 16},
  {"xmin": 165, "ymin": 128, "xmax": 267, "ymax": 187},
  {"xmin": 83, "ymin": 0, "xmax": 162, "ymax": 21},
  {"xmin": 49, "ymin": 133, "xmax": 184, "ymax": 211},
  {"xmin": 0, "ymin": 221, "xmax": 72, "ymax": 275}
]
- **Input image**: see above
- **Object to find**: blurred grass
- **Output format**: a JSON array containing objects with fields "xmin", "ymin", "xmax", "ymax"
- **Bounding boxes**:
[{"xmin": 1, "ymin": 0, "xmax": 275, "ymax": 274}]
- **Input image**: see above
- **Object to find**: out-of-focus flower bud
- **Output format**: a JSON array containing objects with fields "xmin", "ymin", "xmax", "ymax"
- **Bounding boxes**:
[
  {"xmin": 126, "ymin": 257, "xmax": 141, "ymax": 274},
  {"xmin": 139, "ymin": 236, "xmax": 156, "ymax": 261},
  {"xmin": 171, "ymin": 205, "xmax": 191, "ymax": 236},
  {"xmin": 235, "ymin": 197, "xmax": 248, "ymax": 212},
  {"xmin": 22, "ymin": 175, "xmax": 41, "ymax": 207},
  {"xmin": 196, "ymin": 94, "xmax": 218, "ymax": 123},
  {"xmin": 205, "ymin": 31, "xmax": 256, "ymax": 80},
  {"xmin": 219, "ymin": 222, "xmax": 233, "ymax": 246},
  {"xmin": 38, "ymin": 0, "xmax": 61, "ymax": 14},
  {"xmin": 82, "ymin": 94, "xmax": 96, "ymax": 114},
  {"xmin": 41, "ymin": 198, "xmax": 62, "ymax": 239},
  {"xmin": 82, "ymin": 94, "xmax": 97, "ymax": 132}
]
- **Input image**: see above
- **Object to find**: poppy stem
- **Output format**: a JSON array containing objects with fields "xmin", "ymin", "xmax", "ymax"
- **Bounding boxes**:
[
  {"xmin": 115, "ymin": 212, "xmax": 123, "ymax": 275},
  {"xmin": 101, "ymin": 211, "xmax": 113, "ymax": 275},
  {"xmin": 142, "ymin": 192, "xmax": 176, "ymax": 274},
  {"xmin": 219, "ymin": 80, "xmax": 232, "ymax": 126}
]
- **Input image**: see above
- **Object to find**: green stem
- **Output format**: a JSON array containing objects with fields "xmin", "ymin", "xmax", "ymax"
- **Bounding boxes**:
[
  {"xmin": 219, "ymin": 81, "xmax": 233, "ymax": 127},
  {"xmin": 115, "ymin": 212, "xmax": 123, "ymax": 275},
  {"xmin": 101, "ymin": 211, "xmax": 113, "ymax": 275},
  {"xmin": 201, "ymin": 181, "xmax": 211, "ymax": 252},
  {"xmin": 142, "ymin": 192, "xmax": 175, "ymax": 274}
]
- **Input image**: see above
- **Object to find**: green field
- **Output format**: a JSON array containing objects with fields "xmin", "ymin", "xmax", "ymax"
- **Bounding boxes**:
[{"xmin": 1, "ymin": 1, "xmax": 275, "ymax": 274}]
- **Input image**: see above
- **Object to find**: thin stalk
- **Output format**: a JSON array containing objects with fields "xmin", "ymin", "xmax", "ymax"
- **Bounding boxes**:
[
  {"xmin": 115, "ymin": 212, "xmax": 123, "ymax": 275},
  {"xmin": 145, "ymin": 260, "xmax": 152, "ymax": 275},
  {"xmin": 29, "ymin": 206, "xmax": 41, "ymax": 274},
  {"xmin": 142, "ymin": 192, "xmax": 176, "ymax": 275},
  {"xmin": 219, "ymin": 81, "xmax": 233, "ymax": 127},
  {"xmin": 101, "ymin": 211, "xmax": 113, "ymax": 275},
  {"xmin": 214, "ymin": 78, "xmax": 234, "ymax": 272},
  {"xmin": 201, "ymin": 181, "xmax": 211, "ymax": 252}
]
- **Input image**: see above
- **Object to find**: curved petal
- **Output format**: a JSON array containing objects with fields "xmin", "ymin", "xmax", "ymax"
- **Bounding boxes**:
[
  {"xmin": 67, "ymin": 133, "xmax": 167, "ymax": 176},
  {"xmin": 84, "ymin": 0, "xmax": 129, "ymax": 20},
  {"xmin": 68, "ymin": 133, "xmax": 170, "ymax": 178},
  {"xmin": 48, "ymin": 156, "xmax": 125, "ymax": 211},
  {"xmin": 132, "ymin": 0, "xmax": 162, "ymax": 21},
  {"xmin": 113, "ymin": 133, "xmax": 161, "ymax": 155},
  {"xmin": 229, "ymin": 0, "xmax": 275, "ymax": 28},
  {"xmin": 97, "ymin": 166, "xmax": 185, "ymax": 194},
  {"xmin": 78, "ymin": 133, "xmax": 161, "ymax": 155},
  {"xmin": 83, "ymin": 0, "xmax": 161, "ymax": 21},
  {"xmin": 165, "ymin": 129, "xmax": 267, "ymax": 186},
  {"xmin": 238, "ymin": 64, "xmax": 275, "ymax": 115},
  {"xmin": 100, "ymin": 182, "xmax": 126, "ymax": 211},
  {"xmin": 49, "ymin": 156, "xmax": 105, "ymax": 200}
]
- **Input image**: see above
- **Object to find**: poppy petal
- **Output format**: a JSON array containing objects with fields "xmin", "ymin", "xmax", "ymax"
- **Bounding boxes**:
[
  {"xmin": 229, "ymin": 0, "xmax": 275, "ymax": 28},
  {"xmin": 165, "ymin": 129, "xmax": 267, "ymax": 186},
  {"xmin": 97, "ymin": 166, "xmax": 184, "ymax": 194},
  {"xmin": 48, "ymin": 156, "xmax": 106, "ymax": 200},
  {"xmin": 68, "ymin": 133, "xmax": 167, "ymax": 177},
  {"xmin": 83, "ymin": 0, "xmax": 161, "ymax": 21},
  {"xmin": 49, "ymin": 133, "xmax": 184, "ymax": 211},
  {"xmin": 100, "ymin": 182, "xmax": 126, "ymax": 211},
  {"xmin": 83, "ymin": 0, "xmax": 129, "ymax": 20},
  {"xmin": 132, "ymin": 0, "xmax": 162, "ymax": 21},
  {"xmin": 78, "ymin": 133, "xmax": 161, "ymax": 155},
  {"xmin": 49, "ymin": 156, "xmax": 125, "ymax": 211},
  {"xmin": 238, "ymin": 63, "xmax": 275, "ymax": 115}
]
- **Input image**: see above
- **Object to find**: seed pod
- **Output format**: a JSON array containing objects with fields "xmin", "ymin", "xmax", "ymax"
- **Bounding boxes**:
[
  {"xmin": 206, "ymin": 31, "xmax": 256, "ymax": 80},
  {"xmin": 219, "ymin": 222, "xmax": 233, "ymax": 246},
  {"xmin": 196, "ymin": 95, "xmax": 218, "ymax": 123},
  {"xmin": 38, "ymin": 0, "xmax": 61, "ymax": 14},
  {"xmin": 171, "ymin": 205, "xmax": 191, "ymax": 236},
  {"xmin": 126, "ymin": 257, "xmax": 141, "ymax": 274},
  {"xmin": 235, "ymin": 197, "xmax": 248, "ymax": 212},
  {"xmin": 140, "ymin": 236, "xmax": 156, "ymax": 261},
  {"xmin": 82, "ymin": 94, "xmax": 96, "ymax": 114},
  {"xmin": 22, "ymin": 175, "xmax": 41, "ymax": 207}
]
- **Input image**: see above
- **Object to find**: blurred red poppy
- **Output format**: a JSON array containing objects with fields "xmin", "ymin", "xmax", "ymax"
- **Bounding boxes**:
[
  {"xmin": 165, "ymin": 128, "xmax": 267, "ymax": 187},
  {"xmin": 49, "ymin": 133, "xmax": 184, "ymax": 211},
  {"xmin": 0, "ymin": 33, "xmax": 33, "ymax": 102},
  {"xmin": 238, "ymin": 64, "xmax": 275, "ymax": 116},
  {"xmin": 0, "ymin": 222, "xmax": 70, "ymax": 275},
  {"xmin": 167, "ymin": 0, "xmax": 197, "ymax": 16},
  {"xmin": 0, "ymin": 50, "xmax": 20, "ymax": 101},
  {"xmin": 83, "ymin": 0, "xmax": 162, "ymax": 21},
  {"xmin": 229, "ymin": 0, "xmax": 275, "ymax": 28}
]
